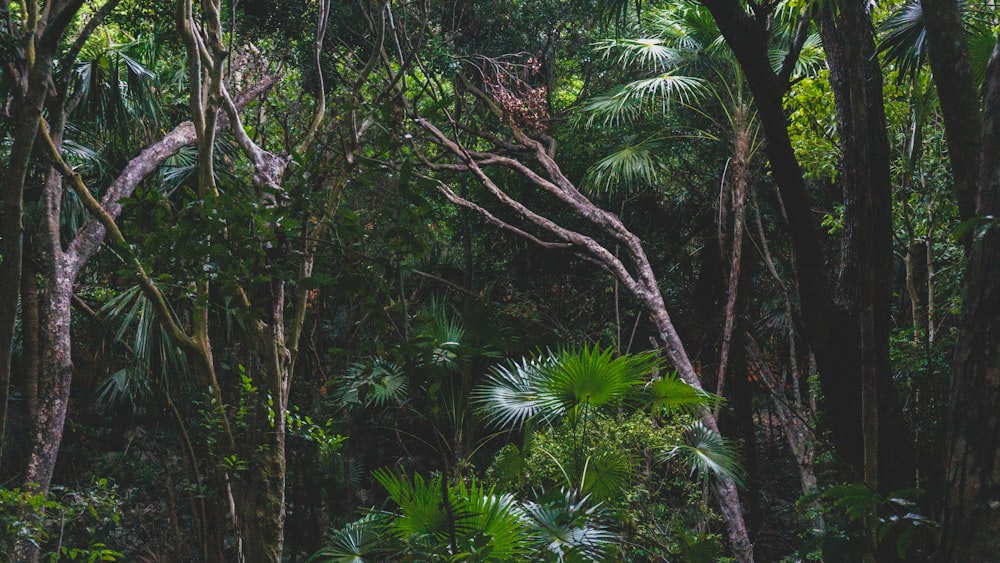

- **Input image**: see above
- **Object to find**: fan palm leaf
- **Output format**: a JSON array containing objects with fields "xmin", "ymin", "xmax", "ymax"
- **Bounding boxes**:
[
  {"xmin": 371, "ymin": 470, "xmax": 534, "ymax": 560},
  {"xmin": 578, "ymin": 449, "xmax": 635, "ymax": 502},
  {"xmin": 473, "ymin": 345, "xmax": 661, "ymax": 429},
  {"xmin": 523, "ymin": 489, "xmax": 616, "ymax": 562},
  {"xmin": 412, "ymin": 296, "xmax": 467, "ymax": 369},
  {"xmin": 879, "ymin": 0, "xmax": 998, "ymax": 85},
  {"xmin": 665, "ymin": 420, "xmax": 745, "ymax": 487},
  {"xmin": 582, "ymin": 74, "xmax": 706, "ymax": 127},
  {"xmin": 640, "ymin": 370, "xmax": 720, "ymax": 416},
  {"xmin": 307, "ymin": 514, "xmax": 388, "ymax": 562},
  {"xmin": 879, "ymin": 0, "xmax": 928, "ymax": 84},
  {"xmin": 94, "ymin": 285, "xmax": 190, "ymax": 411},
  {"xmin": 472, "ymin": 355, "xmax": 553, "ymax": 428},
  {"xmin": 584, "ymin": 137, "xmax": 663, "ymax": 192},
  {"xmin": 334, "ymin": 358, "xmax": 407, "ymax": 409},
  {"xmin": 768, "ymin": 32, "xmax": 825, "ymax": 78},
  {"xmin": 594, "ymin": 37, "xmax": 685, "ymax": 69}
]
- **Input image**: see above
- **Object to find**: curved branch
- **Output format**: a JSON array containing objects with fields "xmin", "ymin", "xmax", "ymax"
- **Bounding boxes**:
[{"xmin": 38, "ymin": 117, "xmax": 197, "ymax": 353}]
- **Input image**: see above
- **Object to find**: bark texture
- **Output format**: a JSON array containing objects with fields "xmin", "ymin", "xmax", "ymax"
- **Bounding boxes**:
[
  {"xmin": 819, "ymin": 1, "xmax": 911, "ymax": 497},
  {"xmin": 939, "ymin": 35, "xmax": 1000, "ymax": 561}
]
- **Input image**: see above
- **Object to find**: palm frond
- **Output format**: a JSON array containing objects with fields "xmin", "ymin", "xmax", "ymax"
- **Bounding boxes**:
[
  {"xmin": 94, "ymin": 367, "xmax": 154, "ymax": 412},
  {"xmin": 594, "ymin": 37, "xmax": 685, "ymax": 69},
  {"xmin": 371, "ymin": 470, "xmax": 534, "ymax": 560},
  {"xmin": 373, "ymin": 470, "xmax": 450, "ymax": 540},
  {"xmin": 474, "ymin": 345, "xmax": 661, "ymax": 428},
  {"xmin": 593, "ymin": 0, "xmax": 643, "ymax": 29},
  {"xmin": 640, "ymin": 371, "xmax": 719, "ymax": 416},
  {"xmin": 538, "ymin": 345, "xmax": 657, "ymax": 419},
  {"xmin": 665, "ymin": 421, "xmax": 745, "ymax": 487},
  {"xmin": 472, "ymin": 356, "xmax": 553, "ymax": 428},
  {"xmin": 879, "ymin": 0, "xmax": 927, "ymax": 84},
  {"xmin": 95, "ymin": 285, "xmax": 190, "ymax": 411},
  {"xmin": 582, "ymin": 74, "xmax": 706, "ymax": 127},
  {"xmin": 308, "ymin": 513, "xmax": 389, "ymax": 562},
  {"xmin": 769, "ymin": 33, "xmax": 825, "ymax": 78},
  {"xmin": 583, "ymin": 136, "xmax": 667, "ymax": 194},
  {"xmin": 334, "ymin": 358, "xmax": 408, "ymax": 409},
  {"xmin": 967, "ymin": 22, "xmax": 999, "ymax": 85},
  {"xmin": 579, "ymin": 449, "xmax": 635, "ymax": 502},
  {"xmin": 451, "ymin": 480, "xmax": 532, "ymax": 560},
  {"xmin": 523, "ymin": 489, "xmax": 617, "ymax": 562},
  {"xmin": 413, "ymin": 296, "xmax": 467, "ymax": 369}
]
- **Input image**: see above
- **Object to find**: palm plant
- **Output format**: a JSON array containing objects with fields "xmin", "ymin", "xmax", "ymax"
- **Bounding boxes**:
[
  {"xmin": 581, "ymin": 0, "xmax": 823, "ymax": 194},
  {"xmin": 373, "ymin": 469, "xmax": 534, "ymax": 562},
  {"xmin": 522, "ymin": 488, "xmax": 617, "ymax": 562},
  {"xmin": 473, "ymin": 345, "xmax": 742, "ymax": 496},
  {"xmin": 306, "ymin": 513, "xmax": 387, "ymax": 562},
  {"xmin": 879, "ymin": 0, "xmax": 998, "ymax": 85},
  {"xmin": 473, "ymin": 344, "xmax": 658, "ymax": 428},
  {"xmin": 93, "ymin": 286, "xmax": 190, "ymax": 413}
]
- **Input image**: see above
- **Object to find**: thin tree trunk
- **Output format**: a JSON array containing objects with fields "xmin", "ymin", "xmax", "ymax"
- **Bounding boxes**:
[
  {"xmin": 0, "ymin": 55, "xmax": 52, "ymax": 474},
  {"xmin": 926, "ymin": 235, "xmax": 936, "ymax": 345},
  {"xmin": 716, "ymin": 104, "xmax": 751, "ymax": 406},
  {"xmin": 904, "ymin": 243, "xmax": 924, "ymax": 343}
]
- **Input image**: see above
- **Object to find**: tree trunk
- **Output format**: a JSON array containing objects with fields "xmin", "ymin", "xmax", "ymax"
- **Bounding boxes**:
[
  {"xmin": 20, "ymin": 256, "xmax": 40, "ymax": 428},
  {"xmin": 13, "ymin": 246, "xmax": 74, "ymax": 561},
  {"xmin": 716, "ymin": 104, "xmax": 751, "ymax": 406},
  {"xmin": 939, "ymin": 35, "xmax": 1000, "ymax": 561},
  {"xmin": 0, "ymin": 55, "xmax": 52, "ymax": 471},
  {"xmin": 819, "ymin": 0, "xmax": 889, "ymax": 496},
  {"xmin": 241, "ymin": 318, "xmax": 291, "ymax": 563}
]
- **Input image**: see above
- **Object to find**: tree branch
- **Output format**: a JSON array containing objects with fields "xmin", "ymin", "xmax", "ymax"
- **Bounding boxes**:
[{"xmin": 38, "ymin": 116, "xmax": 197, "ymax": 353}]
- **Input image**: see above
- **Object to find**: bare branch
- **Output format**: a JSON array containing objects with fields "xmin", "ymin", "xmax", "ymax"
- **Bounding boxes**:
[
  {"xmin": 434, "ymin": 181, "xmax": 573, "ymax": 250},
  {"xmin": 38, "ymin": 116, "xmax": 197, "ymax": 352},
  {"xmin": 67, "ymin": 75, "xmax": 279, "ymax": 268}
]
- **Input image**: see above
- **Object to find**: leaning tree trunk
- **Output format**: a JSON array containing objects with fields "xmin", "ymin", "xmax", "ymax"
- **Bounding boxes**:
[{"xmin": 648, "ymin": 306, "xmax": 755, "ymax": 563}]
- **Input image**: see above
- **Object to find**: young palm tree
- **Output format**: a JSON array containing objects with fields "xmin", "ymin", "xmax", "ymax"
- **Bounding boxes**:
[{"xmin": 473, "ymin": 344, "xmax": 742, "ymax": 500}]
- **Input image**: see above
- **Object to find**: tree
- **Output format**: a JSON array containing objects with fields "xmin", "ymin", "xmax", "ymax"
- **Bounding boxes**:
[
  {"xmin": 393, "ymin": 40, "xmax": 755, "ymax": 554},
  {"xmin": 919, "ymin": 0, "xmax": 1000, "ymax": 556},
  {"xmin": 0, "ymin": 0, "xmax": 97, "ymax": 475}
]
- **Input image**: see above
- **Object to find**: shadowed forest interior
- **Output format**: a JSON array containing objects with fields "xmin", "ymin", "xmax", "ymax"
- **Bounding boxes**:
[{"xmin": 1, "ymin": 0, "xmax": 1000, "ymax": 561}]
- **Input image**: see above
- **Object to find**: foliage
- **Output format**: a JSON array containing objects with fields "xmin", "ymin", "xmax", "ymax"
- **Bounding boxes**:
[{"xmin": 0, "ymin": 481, "xmax": 124, "ymax": 561}]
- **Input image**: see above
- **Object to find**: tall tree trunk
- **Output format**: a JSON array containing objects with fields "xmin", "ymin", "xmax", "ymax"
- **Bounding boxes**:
[
  {"xmin": 939, "ymin": 35, "xmax": 1000, "ymax": 561},
  {"xmin": 819, "ymin": 0, "xmax": 893, "ymax": 493},
  {"xmin": 241, "ymin": 313, "xmax": 292, "ymax": 563},
  {"xmin": 0, "ymin": 54, "xmax": 53, "ymax": 472}
]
